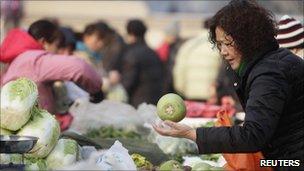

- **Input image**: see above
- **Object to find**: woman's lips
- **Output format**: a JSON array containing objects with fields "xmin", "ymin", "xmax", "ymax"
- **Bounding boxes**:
[{"xmin": 227, "ymin": 58, "xmax": 234, "ymax": 65}]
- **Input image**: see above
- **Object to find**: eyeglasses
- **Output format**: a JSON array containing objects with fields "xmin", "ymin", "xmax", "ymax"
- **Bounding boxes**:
[{"xmin": 216, "ymin": 40, "xmax": 234, "ymax": 51}]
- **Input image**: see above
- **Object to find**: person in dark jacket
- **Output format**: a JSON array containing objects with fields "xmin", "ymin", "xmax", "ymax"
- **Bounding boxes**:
[
  {"xmin": 156, "ymin": 20, "xmax": 185, "ymax": 94},
  {"xmin": 153, "ymin": 0, "xmax": 304, "ymax": 170},
  {"xmin": 121, "ymin": 19, "xmax": 164, "ymax": 107},
  {"xmin": 99, "ymin": 21, "xmax": 126, "ymax": 74}
]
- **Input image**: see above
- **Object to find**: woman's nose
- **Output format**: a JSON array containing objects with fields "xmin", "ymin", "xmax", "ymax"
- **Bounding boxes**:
[{"xmin": 220, "ymin": 47, "xmax": 228, "ymax": 56}]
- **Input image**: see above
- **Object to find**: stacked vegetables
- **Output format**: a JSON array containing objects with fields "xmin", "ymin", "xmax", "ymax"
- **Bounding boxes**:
[
  {"xmin": 0, "ymin": 78, "xmax": 80, "ymax": 170},
  {"xmin": 86, "ymin": 126, "xmax": 141, "ymax": 139}
]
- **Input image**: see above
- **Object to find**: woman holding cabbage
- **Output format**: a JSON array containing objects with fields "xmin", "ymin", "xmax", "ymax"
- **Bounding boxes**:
[
  {"xmin": 153, "ymin": 0, "xmax": 304, "ymax": 170},
  {"xmin": 0, "ymin": 19, "xmax": 103, "ymax": 114}
]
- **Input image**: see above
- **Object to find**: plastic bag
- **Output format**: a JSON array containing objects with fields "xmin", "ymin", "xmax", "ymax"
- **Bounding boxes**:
[
  {"xmin": 146, "ymin": 118, "xmax": 198, "ymax": 156},
  {"xmin": 68, "ymin": 99, "xmax": 139, "ymax": 134},
  {"xmin": 96, "ymin": 140, "xmax": 137, "ymax": 170},
  {"xmin": 65, "ymin": 81, "xmax": 89, "ymax": 101},
  {"xmin": 215, "ymin": 110, "xmax": 272, "ymax": 171},
  {"xmin": 68, "ymin": 99, "xmax": 158, "ymax": 134},
  {"xmin": 106, "ymin": 84, "xmax": 128, "ymax": 103},
  {"xmin": 62, "ymin": 141, "xmax": 136, "ymax": 170}
]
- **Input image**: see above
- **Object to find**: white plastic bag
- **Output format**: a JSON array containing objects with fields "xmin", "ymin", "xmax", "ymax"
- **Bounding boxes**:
[
  {"xmin": 62, "ymin": 141, "xmax": 136, "ymax": 170},
  {"xmin": 68, "ymin": 99, "xmax": 140, "ymax": 133},
  {"xmin": 80, "ymin": 146, "xmax": 97, "ymax": 160},
  {"xmin": 96, "ymin": 141, "xmax": 136, "ymax": 170},
  {"xmin": 183, "ymin": 155, "xmax": 226, "ymax": 168},
  {"xmin": 136, "ymin": 102, "xmax": 158, "ymax": 124},
  {"xmin": 65, "ymin": 81, "xmax": 89, "ymax": 101},
  {"xmin": 145, "ymin": 118, "xmax": 198, "ymax": 155},
  {"xmin": 68, "ymin": 99, "xmax": 159, "ymax": 134}
]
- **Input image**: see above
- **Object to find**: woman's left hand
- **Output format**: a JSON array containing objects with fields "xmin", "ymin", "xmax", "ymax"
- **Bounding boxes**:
[{"xmin": 152, "ymin": 120, "xmax": 197, "ymax": 141}]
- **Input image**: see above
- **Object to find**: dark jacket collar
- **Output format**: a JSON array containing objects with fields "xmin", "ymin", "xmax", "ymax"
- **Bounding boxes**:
[{"xmin": 240, "ymin": 39, "xmax": 279, "ymax": 79}]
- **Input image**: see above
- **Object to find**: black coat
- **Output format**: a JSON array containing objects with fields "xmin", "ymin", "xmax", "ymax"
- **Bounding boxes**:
[
  {"xmin": 121, "ymin": 41, "xmax": 164, "ymax": 107},
  {"xmin": 196, "ymin": 41, "xmax": 304, "ymax": 162},
  {"xmin": 102, "ymin": 33, "xmax": 126, "ymax": 73}
]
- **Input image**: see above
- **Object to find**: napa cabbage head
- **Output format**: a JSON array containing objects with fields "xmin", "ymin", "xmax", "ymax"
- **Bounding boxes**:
[
  {"xmin": 24, "ymin": 158, "xmax": 48, "ymax": 171},
  {"xmin": 0, "ymin": 127, "xmax": 12, "ymax": 135},
  {"xmin": 17, "ymin": 107, "xmax": 60, "ymax": 158},
  {"xmin": 0, "ymin": 154, "xmax": 22, "ymax": 164},
  {"xmin": 46, "ymin": 138, "xmax": 80, "ymax": 170},
  {"xmin": 1, "ymin": 78, "xmax": 38, "ymax": 131}
]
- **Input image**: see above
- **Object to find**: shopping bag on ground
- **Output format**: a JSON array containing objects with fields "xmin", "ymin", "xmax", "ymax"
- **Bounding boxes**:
[{"xmin": 215, "ymin": 110, "xmax": 272, "ymax": 171}]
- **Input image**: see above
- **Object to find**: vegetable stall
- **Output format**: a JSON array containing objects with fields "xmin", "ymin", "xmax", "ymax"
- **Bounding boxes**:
[{"xmin": 0, "ymin": 78, "xmax": 227, "ymax": 170}]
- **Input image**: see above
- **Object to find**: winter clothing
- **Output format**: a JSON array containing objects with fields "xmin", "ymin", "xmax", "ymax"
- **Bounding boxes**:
[
  {"xmin": 277, "ymin": 15, "xmax": 304, "ymax": 49},
  {"xmin": 75, "ymin": 41, "xmax": 102, "ymax": 62},
  {"xmin": 173, "ymin": 30, "xmax": 221, "ymax": 100},
  {"xmin": 74, "ymin": 41, "xmax": 104, "ymax": 76},
  {"xmin": 196, "ymin": 39, "xmax": 304, "ymax": 162},
  {"xmin": 156, "ymin": 42, "xmax": 170, "ymax": 63},
  {"xmin": 161, "ymin": 38, "xmax": 185, "ymax": 94},
  {"xmin": 121, "ymin": 40, "xmax": 164, "ymax": 107},
  {"xmin": 0, "ymin": 29, "xmax": 102, "ymax": 113},
  {"xmin": 215, "ymin": 61, "xmax": 243, "ymax": 112},
  {"xmin": 101, "ymin": 32, "xmax": 126, "ymax": 73},
  {"xmin": 0, "ymin": 29, "xmax": 43, "ymax": 63}
]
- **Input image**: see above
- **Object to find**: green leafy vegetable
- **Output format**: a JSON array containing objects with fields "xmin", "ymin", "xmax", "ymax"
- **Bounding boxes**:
[{"xmin": 1, "ymin": 78, "xmax": 38, "ymax": 131}]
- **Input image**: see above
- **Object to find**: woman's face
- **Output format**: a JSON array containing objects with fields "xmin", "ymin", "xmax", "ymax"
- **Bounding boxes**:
[
  {"xmin": 84, "ymin": 33, "xmax": 104, "ymax": 52},
  {"xmin": 215, "ymin": 27, "xmax": 242, "ymax": 70}
]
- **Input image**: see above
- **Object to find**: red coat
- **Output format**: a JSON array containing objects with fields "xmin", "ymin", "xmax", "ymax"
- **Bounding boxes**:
[{"xmin": 0, "ymin": 29, "xmax": 102, "ymax": 113}]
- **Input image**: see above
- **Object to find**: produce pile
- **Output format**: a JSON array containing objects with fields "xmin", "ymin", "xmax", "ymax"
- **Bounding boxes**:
[
  {"xmin": 1, "ymin": 79, "xmax": 224, "ymax": 170},
  {"xmin": 131, "ymin": 153, "xmax": 223, "ymax": 171},
  {"xmin": 86, "ymin": 126, "xmax": 142, "ymax": 139},
  {"xmin": 82, "ymin": 93, "xmax": 224, "ymax": 170},
  {"xmin": 0, "ymin": 78, "xmax": 80, "ymax": 170}
]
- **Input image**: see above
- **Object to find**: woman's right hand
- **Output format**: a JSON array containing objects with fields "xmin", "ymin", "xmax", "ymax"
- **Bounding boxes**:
[{"xmin": 152, "ymin": 120, "xmax": 197, "ymax": 141}]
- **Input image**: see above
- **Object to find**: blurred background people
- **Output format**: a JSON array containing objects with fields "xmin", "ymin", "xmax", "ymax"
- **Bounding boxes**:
[
  {"xmin": 99, "ymin": 21, "xmax": 126, "ymax": 74},
  {"xmin": 74, "ymin": 22, "xmax": 109, "ymax": 75},
  {"xmin": 156, "ymin": 20, "xmax": 185, "ymax": 94},
  {"xmin": 97, "ymin": 21, "xmax": 129, "ymax": 102},
  {"xmin": 121, "ymin": 19, "xmax": 164, "ymax": 107},
  {"xmin": 52, "ymin": 26, "xmax": 78, "ymax": 115},
  {"xmin": 57, "ymin": 26, "xmax": 77, "ymax": 55},
  {"xmin": 0, "ymin": 19, "xmax": 103, "ymax": 115},
  {"xmin": 0, "ymin": 0, "xmax": 23, "ymax": 43},
  {"xmin": 173, "ymin": 19, "xmax": 221, "ymax": 102},
  {"xmin": 0, "ymin": 1, "xmax": 302, "ymax": 110},
  {"xmin": 276, "ymin": 15, "xmax": 304, "ymax": 59}
]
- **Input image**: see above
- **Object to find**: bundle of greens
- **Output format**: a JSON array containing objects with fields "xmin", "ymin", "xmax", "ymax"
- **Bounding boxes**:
[{"xmin": 86, "ymin": 126, "xmax": 141, "ymax": 139}]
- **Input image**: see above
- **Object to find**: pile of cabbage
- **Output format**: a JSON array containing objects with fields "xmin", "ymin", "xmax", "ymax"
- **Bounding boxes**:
[{"xmin": 0, "ymin": 78, "xmax": 81, "ymax": 170}]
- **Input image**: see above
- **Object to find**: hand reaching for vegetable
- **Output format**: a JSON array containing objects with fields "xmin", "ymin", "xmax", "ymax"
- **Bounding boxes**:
[{"xmin": 152, "ymin": 120, "xmax": 197, "ymax": 142}]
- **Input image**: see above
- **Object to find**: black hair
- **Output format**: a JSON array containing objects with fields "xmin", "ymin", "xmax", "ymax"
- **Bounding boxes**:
[
  {"xmin": 28, "ymin": 19, "xmax": 63, "ymax": 44},
  {"xmin": 203, "ymin": 18, "xmax": 212, "ymax": 29},
  {"xmin": 83, "ymin": 22, "xmax": 111, "ymax": 40},
  {"xmin": 58, "ymin": 27, "xmax": 76, "ymax": 51},
  {"xmin": 209, "ymin": 0, "xmax": 277, "ymax": 59},
  {"xmin": 126, "ymin": 19, "xmax": 147, "ymax": 38}
]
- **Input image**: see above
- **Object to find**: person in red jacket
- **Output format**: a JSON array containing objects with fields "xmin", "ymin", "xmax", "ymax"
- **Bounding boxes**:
[{"xmin": 0, "ymin": 20, "xmax": 103, "ymax": 116}]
